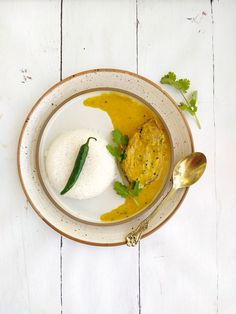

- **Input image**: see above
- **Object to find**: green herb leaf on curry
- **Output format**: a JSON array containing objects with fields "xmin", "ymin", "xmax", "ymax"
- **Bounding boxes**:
[
  {"xmin": 106, "ymin": 129, "xmax": 129, "ymax": 161},
  {"xmin": 106, "ymin": 144, "xmax": 127, "ymax": 161},
  {"xmin": 106, "ymin": 144, "xmax": 120, "ymax": 159},
  {"xmin": 113, "ymin": 180, "xmax": 142, "ymax": 206},
  {"xmin": 129, "ymin": 180, "xmax": 142, "ymax": 197},
  {"xmin": 113, "ymin": 181, "xmax": 129, "ymax": 198},
  {"xmin": 112, "ymin": 129, "xmax": 129, "ymax": 146}
]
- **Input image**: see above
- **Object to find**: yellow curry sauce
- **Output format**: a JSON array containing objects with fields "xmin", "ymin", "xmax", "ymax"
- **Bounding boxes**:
[{"xmin": 84, "ymin": 92, "xmax": 171, "ymax": 222}]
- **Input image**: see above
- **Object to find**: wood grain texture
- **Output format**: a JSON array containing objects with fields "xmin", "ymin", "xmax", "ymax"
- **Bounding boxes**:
[
  {"xmin": 1, "ymin": 0, "xmax": 236, "ymax": 313},
  {"xmin": 61, "ymin": 1, "xmax": 139, "ymax": 314},
  {"xmin": 0, "ymin": 1, "xmax": 61, "ymax": 313},
  {"xmin": 138, "ymin": 1, "xmax": 217, "ymax": 313},
  {"xmin": 214, "ymin": 1, "xmax": 236, "ymax": 313}
]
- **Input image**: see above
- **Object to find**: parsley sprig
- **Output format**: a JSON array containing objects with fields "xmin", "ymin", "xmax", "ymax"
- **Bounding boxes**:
[
  {"xmin": 106, "ymin": 129, "xmax": 128, "ymax": 161},
  {"xmin": 160, "ymin": 72, "xmax": 201, "ymax": 129},
  {"xmin": 114, "ymin": 180, "xmax": 142, "ymax": 206}
]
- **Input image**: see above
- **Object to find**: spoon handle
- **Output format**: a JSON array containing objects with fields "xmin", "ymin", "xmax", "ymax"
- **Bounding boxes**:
[{"xmin": 126, "ymin": 187, "xmax": 176, "ymax": 247}]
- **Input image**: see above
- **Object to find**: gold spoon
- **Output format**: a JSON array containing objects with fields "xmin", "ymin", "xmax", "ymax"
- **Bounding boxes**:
[{"xmin": 126, "ymin": 152, "xmax": 207, "ymax": 247}]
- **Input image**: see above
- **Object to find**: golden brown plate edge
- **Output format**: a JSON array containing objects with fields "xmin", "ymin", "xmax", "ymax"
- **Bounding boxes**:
[{"xmin": 17, "ymin": 68, "xmax": 194, "ymax": 246}]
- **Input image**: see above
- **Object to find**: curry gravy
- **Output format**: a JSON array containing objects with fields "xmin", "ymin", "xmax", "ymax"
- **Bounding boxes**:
[{"xmin": 84, "ymin": 92, "xmax": 171, "ymax": 222}]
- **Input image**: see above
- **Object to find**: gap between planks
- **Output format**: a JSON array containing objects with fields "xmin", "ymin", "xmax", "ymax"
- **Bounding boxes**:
[
  {"xmin": 59, "ymin": 1, "xmax": 141, "ymax": 313},
  {"xmin": 210, "ymin": 1, "xmax": 219, "ymax": 313},
  {"xmin": 60, "ymin": 1, "xmax": 63, "ymax": 314},
  {"xmin": 136, "ymin": 1, "xmax": 141, "ymax": 314}
]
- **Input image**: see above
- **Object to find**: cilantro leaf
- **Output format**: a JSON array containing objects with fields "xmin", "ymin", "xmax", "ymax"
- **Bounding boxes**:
[
  {"xmin": 179, "ymin": 102, "xmax": 193, "ymax": 115},
  {"xmin": 106, "ymin": 144, "xmax": 120, "ymax": 158},
  {"xmin": 160, "ymin": 72, "xmax": 190, "ymax": 93},
  {"xmin": 107, "ymin": 129, "xmax": 129, "ymax": 160},
  {"xmin": 189, "ymin": 90, "xmax": 197, "ymax": 109},
  {"xmin": 160, "ymin": 72, "xmax": 176, "ymax": 85},
  {"xmin": 113, "ymin": 181, "xmax": 129, "ymax": 198},
  {"xmin": 106, "ymin": 145, "xmax": 126, "ymax": 161},
  {"xmin": 160, "ymin": 72, "xmax": 201, "ymax": 129},
  {"xmin": 174, "ymin": 79, "xmax": 190, "ymax": 93},
  {"xmin": 112, "ymin": 129, "xmax": 129, "ymax": 146},
  {"xmin": 113, "ymin": 180, "xmax": 142, "ymax": 206},
  {"xmin": 179, "ymin": 91, "xmax": 201, "ymax": 128},
  {"xmin": 129, "ymin": 181, "xmax": 142, "ymax": 197},
  {"xmin": 179, "ymin": 91, "xmax": 198, "ymax": 115}
]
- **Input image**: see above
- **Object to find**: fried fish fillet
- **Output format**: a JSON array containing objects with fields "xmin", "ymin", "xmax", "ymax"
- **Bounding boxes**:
[{"xmin": 122, "ymin": 119, "xmax": 165, "ymax": 187}]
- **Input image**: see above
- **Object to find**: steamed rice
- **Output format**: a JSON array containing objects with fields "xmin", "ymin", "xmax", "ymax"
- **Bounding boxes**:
[{"xmin": 46, "ymin": 129, "xmax": 116, "ymax": 200}]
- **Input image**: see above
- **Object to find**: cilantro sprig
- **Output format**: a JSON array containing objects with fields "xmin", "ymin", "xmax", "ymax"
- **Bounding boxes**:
[
  {"xmin": 114, "ymin": 180, "xmax": 142, "ymax": 206},
  {"xmin": 106, "ymin": 129, "xmax": 128, "ymax": 161},
  {"xmin": 112, "ymin": 129, "xmax": 128, "ymax": 146},
  {"xmin": 160, "ymin": 72, "xmax": 201, "ymax": 129},
  {"xmin": 107, "ymin": 130, "xmax": 141, "ymax": 205}
]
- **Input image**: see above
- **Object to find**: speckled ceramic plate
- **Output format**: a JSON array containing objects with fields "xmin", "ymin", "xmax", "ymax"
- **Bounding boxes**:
[
  {"xmin": 36, "ymin": 90, "xmax": 172, "ymax": 225},
  {"xmin": 18, "ymin": 69, "xmax": 193, "ymax": 246}
]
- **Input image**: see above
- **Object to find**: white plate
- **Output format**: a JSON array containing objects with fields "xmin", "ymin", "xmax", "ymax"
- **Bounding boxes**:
[{"xmin": 18, "ymin": 69, "xmax": 193, "ymax": 246}]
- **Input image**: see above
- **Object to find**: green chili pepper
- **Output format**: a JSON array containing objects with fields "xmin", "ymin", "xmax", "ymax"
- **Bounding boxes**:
[{"xmin": 60, "ymin": 137, "xmax": 97, "ymax": 195}]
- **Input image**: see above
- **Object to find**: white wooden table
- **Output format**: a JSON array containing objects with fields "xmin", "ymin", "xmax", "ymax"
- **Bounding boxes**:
[{"xmin": 1, "ymin": 1, "xmax": 236, "ymax": 313}]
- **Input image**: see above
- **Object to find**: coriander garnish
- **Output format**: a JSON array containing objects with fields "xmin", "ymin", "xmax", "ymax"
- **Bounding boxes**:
[
  {"xmin": 107, "ymin": 129, "xmax": 142, "ymax": 206},
  {"xmin": 106, "ymin": 129, "xmax": 128, "ymax": 161},
  {"xmin": 160, "ymin": 72, "xmax": 201, "ymax": 129},
  {"xmin": 113, "ymin": 180, "xmax": 142, "ymax": 206}
]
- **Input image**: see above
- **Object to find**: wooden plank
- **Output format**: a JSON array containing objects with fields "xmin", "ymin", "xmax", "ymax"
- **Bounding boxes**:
[
  {"xmin": 62, "ymin": 0, "xmax": 136, "ymax": 76},
  {"xmin": 0, "ymin": 1, "xmax": 61, "ymax": 313},
  {"xmin": 138, "ymin": 1, "xmax": 217, "ymax": 313},
  {"xmin": 62, "ymin": 1, "xmax": 139, "ymax": 314},
  {"xmin": 213, "ymin": 1, "xmax": 236, "ymax": 313}
]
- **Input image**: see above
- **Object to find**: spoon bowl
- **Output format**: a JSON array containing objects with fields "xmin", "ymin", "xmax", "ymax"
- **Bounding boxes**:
[
  {"xmin": 173, "ymin": 152, "xmax": 207, "ymax": 189},
  {"xmin": 126, "ymin": 152, "xmax": 207, "ymax": 246}
]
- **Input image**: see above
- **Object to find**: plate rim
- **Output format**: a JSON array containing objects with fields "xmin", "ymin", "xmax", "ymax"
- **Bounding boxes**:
[{"xmin": 17, "ymin": 68, "xmax": 194, "ymax": 246}]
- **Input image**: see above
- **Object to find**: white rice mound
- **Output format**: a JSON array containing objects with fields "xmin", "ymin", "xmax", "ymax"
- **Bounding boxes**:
[{"xmin": 46, "ymin": 129, "xmax": 116, "ymax": 200}]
